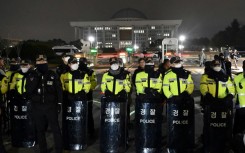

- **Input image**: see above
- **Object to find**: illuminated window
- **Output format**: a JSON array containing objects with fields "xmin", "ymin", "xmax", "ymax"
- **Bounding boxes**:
[
  {"xmin": 112, "ymin": 34, "xmax": 116, "ymax": 37},
  {"xmin": 151, "ymin": 26, "xmax": 155, "ymax": 29},
  {"xmin": 105, "ymin": 27, "xmax": 111, "ymax": 30},
  {"xmin": 119, "ymin": 27, "xmax": 132, "ymax": 30}
]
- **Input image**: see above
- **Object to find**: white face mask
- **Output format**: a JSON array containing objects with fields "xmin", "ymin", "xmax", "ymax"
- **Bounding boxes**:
[
  {"xmin": 21, "ymin": 67, "xmax": 29, "ymax": 73},
  {"xmin": 111, "ymin": 64, "xmax": 119, "ymax": 70},
  {"xmin": 71, "ymin": 63, "xmax": 79, "ymax": 71},
  {"xmin": 213, "ymin": 66, "xmax": 221, "ymax": 72},
  {"xmin": 174, "ymin": 63, "xmax": 182, "ymax": 68}
]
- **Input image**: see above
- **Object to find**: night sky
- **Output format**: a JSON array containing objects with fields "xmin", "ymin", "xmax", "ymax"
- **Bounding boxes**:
[{"xmin": 0, "ymin": 0, "xmax": 244, "ymax": 42}]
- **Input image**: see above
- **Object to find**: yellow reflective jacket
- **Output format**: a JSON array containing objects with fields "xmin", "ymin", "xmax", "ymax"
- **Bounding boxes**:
[
  {"xmin": 200, "ymin": 72, "xmax": 235, "ymax": 98},
  {"xmin": 234, "ymin": 73, "xmax": 245, "ymax": 107},
  {"xmin": 135, "ymin": 71, "xmax": 162, "ymax": 95},
  {"xmin": 0, "ymin": 76, "xmax": 8, "ymax": 94},
  {"xmin": 163, "ymin": 68, "xmax": 194, "ymax": 99},
  {"xmin": 61, "ymin": 70, "xmax": 91, "ymax": 94},
  {"xmin": 88, "ymin": 70, "xmax": 97, "ymax": 90},
  {"xmin": 10, "ymin": 72, "xmax": 27, "ymax": 94},
  {"xmin": 101, "ymin": 70, "xmax": 131, "ymax": 95}
]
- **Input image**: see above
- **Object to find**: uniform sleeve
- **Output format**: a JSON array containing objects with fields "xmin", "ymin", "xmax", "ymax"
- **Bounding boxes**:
[
  {"xmin": 10, "ymin": 73, "xmax": 17, "ymax": 90},
  {"xmin": 186, "ymin": 74, "xmax": 194, "ymax": 94},
  {"xmin": 124, "ymin": 73, "xmax": 131, "ymax": 93},
  {"xmin": 135, "ymin": 73, "xmax": 144, "ymax": 94},
  {"xmin": 200, "ymin": 74, "xmax": 208, "ymax": 96},
  {"xmin": 132, "ymin": 71, "xmax": 137, "ymax": 87},
  {"xmin": 1, "ymin": 77, "xmax": 8, "ymax": 94},
  {"xmin": 234, "ymin": 74, "xmax": 241, "ymax": 94},
  {"xmin": 60, "ymin": 73, "xmax": 65, "ymax": 91},
  {"xmin": 163, "ymin": 74, "xmax": 173, "ymax": 99},
  {"xmin": 54, "ymin": 73, "xmax": 63, "ymax": 104},
  {"xmin": 227, "ymin": 77, "xmax": 235, "ymax": 95},
  {"xmin": 101, "ymin": 73, "xmax": 107, "ymax": 93},
  {"xmin": 90, "ymin": 71, "xmax": 97, "ymax": 90},
  {"xmin": 83, "ymin": 73, "xmax": 91, "ymax": 93}
]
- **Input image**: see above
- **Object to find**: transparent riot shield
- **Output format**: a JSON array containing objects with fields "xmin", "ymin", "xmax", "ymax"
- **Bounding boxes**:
[
  {"xmin": 100, "ymin": 96, "xmax": 127, "ymax": 153},
  {"xmin": 167, "ymin": 96, "xmax": 195, "ymax": 152},
  {"xmin": 10, "ymin": 99, "xmax": 36, "ymax": 148},
  {"xmin": 62, "ymin": 98, "xmax": 88, "ymax": 151},
  {"xmin": 135, "ymin": 95, "xmax": 163, "ymax": 153},
  {"xmin": 203, "ymin": 97, "xmax": 233, "ymax": 153}
]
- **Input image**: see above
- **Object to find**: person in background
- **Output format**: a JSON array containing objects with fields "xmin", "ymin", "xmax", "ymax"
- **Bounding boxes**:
[
  {"xmin": 230, "ymin": 50, "xmax": 238, "ymax": 69},
  {"xmin": 56, "ymin": 55, "xmax": 72, "ymax": 76},
  {"xmin": 132, "ymin": 58, "xmax": 145, "ymax": 87},
  {"xmin": 158, "ymin": 58, "xmax": 171, "ymax": 77},
  {"xmin": 219, "ymin": 53, "xmax": 232, "ymax": 79},
  {"xmin": 199, "ymin": 50, "xmax": 206, "ymax": 67}
]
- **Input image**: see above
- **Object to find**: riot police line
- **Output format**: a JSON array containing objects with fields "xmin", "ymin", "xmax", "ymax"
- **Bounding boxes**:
[{"xmin": 0, "ymin": 55, "xmax": 243, "ymax": 153}]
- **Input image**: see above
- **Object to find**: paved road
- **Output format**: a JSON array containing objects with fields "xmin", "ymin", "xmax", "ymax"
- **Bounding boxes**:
[{"xmin": 3, "ymin": 58, "xmax": 244, "ymax": 153}]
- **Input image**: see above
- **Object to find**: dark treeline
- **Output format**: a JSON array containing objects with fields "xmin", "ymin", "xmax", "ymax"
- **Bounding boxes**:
[{"xmin": 186, "ymin": 19, "xmax": 245, "ymax": 51}]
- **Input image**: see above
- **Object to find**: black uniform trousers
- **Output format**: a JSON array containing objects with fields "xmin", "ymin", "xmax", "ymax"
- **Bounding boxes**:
[
  {"xmin": 233, "ymin": 107, "xmax": 245, "ymax": 135},
  {"xmin": 87, "ymin": 90, "xmax": 94, "ymax": 135},
  {"xmin": 32, "ymin": 104, "xmax": 62, "ymax": 153},
  {"xmin": 0, "ymin": 113, "xmax": 6, "ymax": 153}
]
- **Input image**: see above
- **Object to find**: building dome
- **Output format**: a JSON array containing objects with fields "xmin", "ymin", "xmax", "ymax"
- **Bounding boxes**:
[{"xmin": 111, "ymin": 8, "xmax": 147, "ymax": 21}]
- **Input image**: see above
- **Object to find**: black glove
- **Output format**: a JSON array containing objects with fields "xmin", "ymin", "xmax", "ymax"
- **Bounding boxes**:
[
  {"xmin": 181, "ymin": 91, "xmax": 189, "ymax": 97},
  {"xmin": 22, "ymin": 92, "xmax": 28, "ymax": 100},
  {"xmin": 105, "ymin": 90, "xmax": 114, "ymax": 97},
  {"xmin": 75, "ymin": 90, "xmax": 86, "ymax": 100},
  {"xmin": 9, "ymin": 90, "xmax": 16, "ymax": 100},
  {"xmin": 205, "ymin": 93, "xmax": 213, "ymax": 99},
  {"xmin": 226, "ymin": 94, "xmax": 234, "ymax": 101},
  {"xmin": 144, "ymin": 87, "xmax": 152, "ymax": 94},
  {"xmin": 57, "ymin": 103, "xmax": 62, "ymax": 114}
]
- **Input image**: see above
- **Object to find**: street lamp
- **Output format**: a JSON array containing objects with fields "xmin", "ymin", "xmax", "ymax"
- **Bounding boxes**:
[
  {"xmin": 134, "ymin": 44, "xmax": 139, "ymax": 50},
  {"xmin": 179, "ymin": 35, "xmax": 186, "ymax": 42},
  {"xmin": 88, "ymin": 36, "xmax": 95, "ymax": 48},
  {"xmin": 179, "ymin": 35, "xmax": 186, "ymax": 54}
]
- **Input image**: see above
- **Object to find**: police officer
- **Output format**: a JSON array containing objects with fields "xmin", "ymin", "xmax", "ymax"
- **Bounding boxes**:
[
  {"xmin": 9, "ymin": 60, "xmax": 32, "ymax": 98},
  {"xmin": 61, "ymin": 56, "xmax": 91, "ymax": 150},
  {"xmin": 56, "ymin": 55, "xmax": 72, "ymax": 76},
  {"xmin": 135, "ymin": 58, "xmax": 162, "ymax": 96},
  {"xmin": 78, "ymin": 57, "xmax": 97, "ymax": 137},
  {"xmin": 134, "ymin": 58, "xmax": 162, "ymax": 152},
  {"xmin": 61, "ymin": 56, "xmax": 91, "ymax": 99},
  {"xmin": 26, "ymin": 55, "xmax": 63, "ymax": 153},
  {"xmin": 101, "ymin": 57, "xmax": 131, "ymax": 98},
  {"xmin": 163, "ymin": 56, "xmax": 194, "ymax": 153},
  {"xmin": 200, "ymin": 59, "xmax": 235, "ymax": 152},
  {"xmin": 200, "ymin": 59, "xmax": 235, "ymax": 103},
  {"xmin": 132, "ymin": 58, "xmax": 145, "ymax": 87},
  {"xmin": 233, "ymin": 60, "xmax": 245, "ymax": 135},
  {"xmin": 100, "ymin": 57, "xmax": 131, "ymax": 152},
  {"xmin": 0, "ymin": 68, "xmax": 8, "ymax": 153},
  {"xmin": 163, "ymin": 56, "xmax": 194, "ymax": 99}
]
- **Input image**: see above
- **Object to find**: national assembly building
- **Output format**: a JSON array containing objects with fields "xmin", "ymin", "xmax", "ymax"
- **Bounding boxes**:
[{"xmin": 70, "ymin": 8, "xmax": 182, "ymax": 50}]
